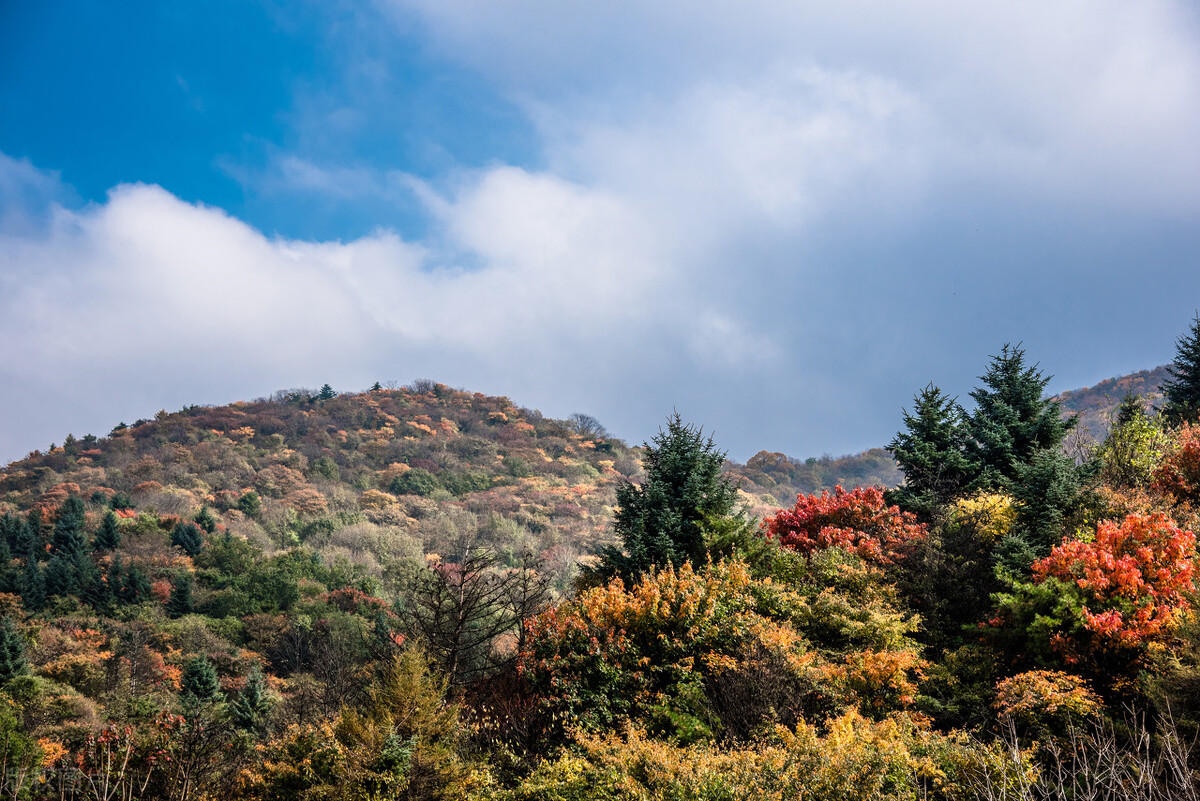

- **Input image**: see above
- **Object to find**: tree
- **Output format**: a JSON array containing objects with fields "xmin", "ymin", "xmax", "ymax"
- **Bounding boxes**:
[
  {"xmin": 50, "ymin": 496, "xmax": 87, "ymax": 559},
  {"xmin": 167, "ymin": 574, "xmax": 194, "ymax": 618},
  {"xmin": 0, "ymin": 617, "xmax": 28, "ymax": 684},
  {"xmin": 230, "ymin": 667, "xmax": 273, "ymax": 733},
  {"xmin": 967, "ymin": 344, "xmax": 1074, "ymax": 490},
  {"xmin": 171, "ymin": 522, "xmax": 204, "ymax": 557},
  {"xmin": 318, "ymin": 383, "xmax": 337, "ymax": 401},
  {"xmin": 404, "ymin": 547, "xmax": 548, "ymax": 690},
  {"xmin": 194, "ymin": 506, "xmax": 217, "ymax": 534},
  {"xmin": 764, "ymin": 485, "xmax": 927, "ymax": 566},
  {"xmin": 1163, "ymin": 313, "xmax": 1200, "ymax": 425},
  {"xmin": 602, "ymin": 413, "xmax": 739, "ymax": 578},
  {"xmin": 1011, "ymin": 449, "xmax": 1086, "ymax": 558},
  {"xmin": 94, "ymin": 510, "xmax": 122, "ymax": 551},
  {"xmin": 181, "ymin": 656, "xmax": 222, "ymax": 705},
  {"xmin": 888, "ymin": 384, "xmax": 979, "ymax": 515},
  {"xmin": 1096, "ymin": 393, "xmax": 1170, "ymax": 489}
]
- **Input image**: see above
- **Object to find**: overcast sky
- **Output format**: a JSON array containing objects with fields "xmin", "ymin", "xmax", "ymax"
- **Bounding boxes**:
[{"xmin": 2, "ymin": 1, "xmax": 1199, "ymax": 465}]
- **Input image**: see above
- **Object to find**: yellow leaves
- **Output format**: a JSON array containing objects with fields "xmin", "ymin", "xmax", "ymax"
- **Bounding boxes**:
[
  {"xmin": 228, "ymin": 426, "xmax": 256, "ymax": 442},
  {"xmin": 993, "ymin": 670, "xmax": 1102, "ymax": 726},
  {"xmin": 358, "ymin": 489, "xmax": 397, "ymax": 510},
  {"xmin": 950, "ymin": 492, "xmax": 1017, "ymax": 544}
]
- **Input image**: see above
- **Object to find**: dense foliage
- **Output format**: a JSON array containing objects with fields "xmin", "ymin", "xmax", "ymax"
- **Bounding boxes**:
[{"xmin": 1, "ymin": 319, "xmax": 1199, "ymax": 800}]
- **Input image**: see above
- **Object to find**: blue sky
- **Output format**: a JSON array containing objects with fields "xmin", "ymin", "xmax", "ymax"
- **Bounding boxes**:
[{"xmin": 2, "ymin": 0, "xmax": 1200, "ymax": 465}]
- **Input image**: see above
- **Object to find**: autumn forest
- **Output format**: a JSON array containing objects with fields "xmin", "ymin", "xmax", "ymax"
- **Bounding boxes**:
[{"xmin": 2, "ymin": 321, "xmax": 1200, "ymax": 800}]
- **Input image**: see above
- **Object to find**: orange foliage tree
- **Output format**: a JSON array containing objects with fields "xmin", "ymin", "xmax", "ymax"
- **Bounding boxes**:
[{"xmin": 1031, "ymin": 512, "xmax": 1196, "ymax": 650}]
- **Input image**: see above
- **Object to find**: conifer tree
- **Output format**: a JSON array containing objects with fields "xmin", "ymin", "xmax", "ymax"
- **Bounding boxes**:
[
  {"xmin": 172, "ymin": 521, "xmax": 205, "ymax": 557},
  {"xmin": 181, "ymin": 656, "xmax": 222, "ymax": 704},
  {"xmin": 318, "ymin": 383, "xmax": 337, "ymax": 401},
  {"xmin": 20, "ymin": 559, "xmax": 44, "ymax": 611},
  {"xmin": 167, "ymin": 573, "xmax": 194, "ymax": 618},
  {"xmin": 1162, "ymin": 313, "xmax": 1200, "ymax": 425},
  {"xmin": 93, "ymin": 511, "xmax": 122, "ymax": 551},
  {"xmin": 50, "ymin": 497, "xmax": 87, "ymax": 558},
  {"xmin": 118, "ymin": 562, "xmax": 152, "ymax": 604},
  {"xmin": 0, "ymin": 617, "xmax": 28, "ymax": 684},
  {"xmin": 231, "ymin": 667, "xmax": 273, "ymax": 732},
  {"xmin": 967, "ymin": 344, "xmax": 1074, "ymax": 489},
  {"xmin": 888, "ymin": 384, "xmax": 979, "ymax": 515},
  {"xmin": 194, "ymin": 507, "xmax": 217, "ymax": 534},
  {"xmin": 602, "ymin": 413, "xmax": 739, "ymax": 578}
]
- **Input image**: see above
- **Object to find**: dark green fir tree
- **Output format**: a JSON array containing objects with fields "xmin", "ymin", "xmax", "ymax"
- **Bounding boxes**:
[
  {"xmin": 231, "ymin": 667, "xmax": 273, "ymax": 732},
  {"xmin": 181, "ymin": 656, "xmax": 222, "ymax": 705},
  {"xmin": 94, "ymin": 511, "xmax": 122, "ymax": 551},
  {"xmin": 967, "ymin": 344, "xmax": 1074, "ymax": 489},
  {"xmin": 888, "ymin": 384, "xmax": 980, "ymax": 517},
  {"xmin": 167, "ymin": 573, "xmax": 194, "ymax": 618},
  {"xmin": 171, "ymin": 522, "xmax": 205, "ymax": 557},
  {"xmin": 1162, "ymin": 313, "xmax": 1200, "ymax": 425},
  {"xmin": 193, "ymin": 507, "xmax": 217, "ymax": 534},
  {"xmin": 601, "ymin": 413, "xmax": 739, "ymax": 579},
  {"xmin": 0, "ymin": 617, "xmax": 28, "ymax": 684}
]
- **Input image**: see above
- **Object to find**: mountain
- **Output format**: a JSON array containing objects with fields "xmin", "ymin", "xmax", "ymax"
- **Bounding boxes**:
[
  {"xmin": 0, "ymin": 383, "xmax": 636, "ymax": 592},
  {"xmin": 1051, "ymin": 364, "xmax": 1171, "ymax": 440}
]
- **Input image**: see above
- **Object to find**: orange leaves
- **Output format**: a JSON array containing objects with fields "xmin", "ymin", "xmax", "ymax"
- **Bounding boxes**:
[
  {"xmin": 1033, "ymin": 513, "xmax": 1196, "ymax": 648},
  {"xmin": 993, "ymin": 670, "xmax": 1101, "ymax": 726},
  {"xmin": 764, "ymin": 485, "xmax": 927, "ymax": 566},
  {"xmin": 284, "ymin": 487, "xmax": 328, "ymax": 516},
  {"xmin": 1153, "ymin": 420, "xmax": 1200, "ymax": 506}
]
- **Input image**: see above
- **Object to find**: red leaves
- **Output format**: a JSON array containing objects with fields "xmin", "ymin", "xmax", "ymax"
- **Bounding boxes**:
[
  {"xmin": 1033, "ymin": 513, "xmax": 1196, "ymax": 647},
  {"xmin": 764, "ymin": 486, "xmax": 926, "ymax": 565}
]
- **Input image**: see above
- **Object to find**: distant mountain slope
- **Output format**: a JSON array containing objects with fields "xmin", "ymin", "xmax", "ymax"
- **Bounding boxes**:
[
  {"xmin": 0, "ymin": 384, "xmax": 636, "ymax": 589},
  {"xmin": 0, "ymin": 365, "xmax": 1172, "ymax": 577},
  {"xmin": 1052, "ymin": 365, "xmax": 1171, "ymax": 441}
]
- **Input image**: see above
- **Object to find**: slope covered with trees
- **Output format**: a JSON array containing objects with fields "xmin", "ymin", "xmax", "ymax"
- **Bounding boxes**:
[{"xmin": 0, "ymin": 322, "xmax": 1198, "ymax": 800}]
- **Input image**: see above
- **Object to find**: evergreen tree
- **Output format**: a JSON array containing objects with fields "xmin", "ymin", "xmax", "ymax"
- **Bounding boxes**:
[
  {"xmin": 43, "ymin": 554, "xmax": 76, "ymax": 599},
  {"xmin": 1162, "ymin": 313, "xmax": 1200, "ymax": 425},
  {"xmin": 0, "ymin": 617, "xmax": 28, "ymax": 684},
  {"xmin": 20, "ymin": 559, "xmax": 44, "ymax": 611},
  {"xmin": 967, "ymin": 344, "xmax": 1074, "ymax": 489},
  {"xmin": 1011, "ymin": 449, "xmax": 1085, "ymax": 557},
  {"xmin": 167, "ymin": 573, "xmax": 194, "ymax": 618},
  {"xmin": 194, "ymin": 506, "xmax": 217, "ymax": 534},
  {"xmin": 318, "ymin": 383, "xmax": 337, "ymax": 401},
  {"xmin": 237, "ymin": 491, "xmax": 261, "ymax": 517},
  {"xmin": 93, "ymin": 511, "xmax": 122, "ymax": 551},
  {"xmin": 230, "ymin": 667, "xmax": 273, "ymax": 732},
  {"xmin": 181, "ymin": 656, "xmax": 222, "ymax": 704},
  {"xmin": 888, "ymin": 384, "xmax": 980, "ymax": 516},
  {"xmin": 370, "ymin": 381, "xmax": 383, "ymax": 392},
  {"xmin": 118, "ymin": 562, "xmax": 152, "ymax": 604},
  {"xmin": 601, "ymin": 413, "xmax": 739, "ymax": 578},
  {"xmin": 172, "ymin": 522, "xmax": 205, "ymax": 557},
  {"xmin": 50, "ymin": 497, "xmax": 87, "ymax": 558},
  {"xmin": 0, "ymin": 514, "xmax": 21, "ymax": 555}
]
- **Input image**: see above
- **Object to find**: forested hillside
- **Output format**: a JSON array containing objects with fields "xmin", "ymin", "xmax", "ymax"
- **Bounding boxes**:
[{"xmin": 0, "ymin": 320, "xmax": 1199, "ymax": 800}]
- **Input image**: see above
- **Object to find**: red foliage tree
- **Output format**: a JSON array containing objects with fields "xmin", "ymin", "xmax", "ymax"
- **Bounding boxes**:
[
  {"xmin": 764, "ymin": 486, "xmax": 926, "ymax": 565},
  {"xmin": 1032, "ymin": 513, "xmax": 1197, "ymax": 648}
]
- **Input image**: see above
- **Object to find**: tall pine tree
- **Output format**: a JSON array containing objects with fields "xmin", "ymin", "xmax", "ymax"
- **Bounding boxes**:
[
  {"xmin": 601, "ymin": 413, "xmax": 739, "ymax": 578},
  {"xmin": 1162, "ymin": 313, "xmax": 1200, "ymax": 425},
  {"xmin": 888, "ymin": 384, "xmax": 979, "ymax": 516},
  {"xmin": 967, "ymin": 344, "xmax": 1074, "ymax": 490}
]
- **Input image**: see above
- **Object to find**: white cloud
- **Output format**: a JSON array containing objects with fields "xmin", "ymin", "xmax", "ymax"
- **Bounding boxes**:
[{"xmin": 0, "ymin": 160, "xmax": 779, "ymax": 462}]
